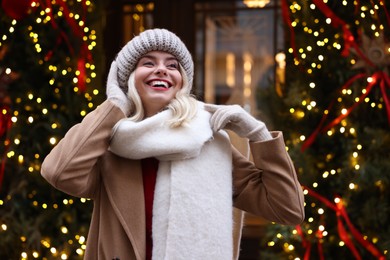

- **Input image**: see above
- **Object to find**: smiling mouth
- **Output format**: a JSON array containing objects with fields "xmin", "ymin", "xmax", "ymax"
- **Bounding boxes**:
[{"xmin": 148, "ymin": 80, "xmax": 172, "ymax": 89}]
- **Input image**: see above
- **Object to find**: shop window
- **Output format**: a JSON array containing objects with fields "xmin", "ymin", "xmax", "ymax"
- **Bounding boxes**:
[
  {"xmin": 122, "ymin": 2, "xmax": 154, "ymax": 43},
  {"xmin": 195, "ymin": 0, "xmax": 284, "ymax": 117}
]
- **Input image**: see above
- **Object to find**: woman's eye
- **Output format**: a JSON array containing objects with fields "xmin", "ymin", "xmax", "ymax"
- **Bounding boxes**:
[
  {"xmin": 143, "ymin": 61, "xmax": 154, "ymax": 66},
  {"xmin": 167, "ymin": 63, "xmax": 178, "ymax": 69}
]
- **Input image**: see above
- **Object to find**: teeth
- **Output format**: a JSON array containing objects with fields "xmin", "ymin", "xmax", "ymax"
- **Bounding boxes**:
[{"xmin": 150, "ymin": 80, "xmax": 169, "ymax": 88}]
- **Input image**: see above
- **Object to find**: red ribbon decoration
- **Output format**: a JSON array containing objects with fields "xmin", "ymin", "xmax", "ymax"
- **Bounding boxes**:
[
  {"xmin": 302, "ymin": 71, "xmax": 390, "ymax": 151},
  {"xmin": 311, "ymin": 0, "xmax": 376, "ymax": 66},
  {"xmin": 38, "ymin": 0, "xmax": 91, "ymax": 92},
  {"xmin": 296, "ymin": 224, "xmax": 312, "ymax": 260},
  {"xmin": 301, "ymin": 73, "xmax": 366, "ymax": 151},
  {"xmin": 303, "ymin": 186, "xmax": 386, "ymax": 259}
]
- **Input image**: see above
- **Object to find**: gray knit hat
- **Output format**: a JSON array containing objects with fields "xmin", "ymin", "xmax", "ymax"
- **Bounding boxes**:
[{"xmin": 116, "ymin": 28, "xmax": 194, "ymax": 91}]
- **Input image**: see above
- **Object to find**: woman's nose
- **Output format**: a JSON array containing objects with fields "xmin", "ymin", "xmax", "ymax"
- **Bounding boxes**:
[{"xmin": 154, "ymin": 64, "xmax": 167, "ymax": 75}]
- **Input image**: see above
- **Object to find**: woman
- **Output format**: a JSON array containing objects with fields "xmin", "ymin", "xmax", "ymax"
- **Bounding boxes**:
[{"xmin": 41, "ymin": 28, "xmax": 304, "ymax": 260}]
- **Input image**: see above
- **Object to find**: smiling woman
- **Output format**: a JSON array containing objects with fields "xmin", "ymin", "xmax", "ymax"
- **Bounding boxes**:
[{"xmin": 41, "ymin": 28, "xmax": 305, "ymax": 260}]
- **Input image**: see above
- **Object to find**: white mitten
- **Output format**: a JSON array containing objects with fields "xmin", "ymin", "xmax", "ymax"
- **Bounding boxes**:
[
  {"xmin": 106, "ymin": 61, "xmax": 131, "ymax": 116},
  {"xmin": 205, "ymin": 104, "xmax": 273, "ymax": 142}
]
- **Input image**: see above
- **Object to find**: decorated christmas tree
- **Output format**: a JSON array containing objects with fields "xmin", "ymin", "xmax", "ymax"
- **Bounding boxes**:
[
  {"xmin": 258, "ymin": 0, "xmax": 389, "ymax": 259},
  {"xmin": 0, "ymin": 0, "xmax": 105, "ymax": 259}
]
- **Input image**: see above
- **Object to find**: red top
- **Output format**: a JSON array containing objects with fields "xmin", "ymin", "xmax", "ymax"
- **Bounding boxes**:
[{"xmin": 141, "ymin": 157, "xmax": 158, "ymax": 260}]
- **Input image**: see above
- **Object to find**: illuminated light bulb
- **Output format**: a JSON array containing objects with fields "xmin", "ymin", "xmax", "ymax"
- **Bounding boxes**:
[
  {"xmin": 78, "ymin": 236, "xmax": 86, "ymax": 244},
  {"xmin": 349, "ymin": 183, "xmax": 356, "ymax": 189},
  {"xmin": 268, "ymin": 241, "xmax": 275, "ymax": 246},
  {"xmin": 318, "ymin": 208, "xmax": 324, "ymax": 214},
  {"xmin": 49, "ymin": 137, "xmax": 57, "ymax": 145},
  {"xmin": 287, "ymin": 244, "xmax": 295, "ymax": 251},
  {"xmin": 18, "ymin": 155, "xmax": 24, "ymax": 164},
  {"xmin": 61, "ymin": 226, "xmax": 68, "ymax": 234}
]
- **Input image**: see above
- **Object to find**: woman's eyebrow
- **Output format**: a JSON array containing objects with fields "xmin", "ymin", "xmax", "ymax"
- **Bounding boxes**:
[
  {"xmin": 139, "ymin": 54, "xmax": 155, "ymax": 60},
  {"xmin": 140, "ymin": 54, "xmax": 178, "ymax": 62}
]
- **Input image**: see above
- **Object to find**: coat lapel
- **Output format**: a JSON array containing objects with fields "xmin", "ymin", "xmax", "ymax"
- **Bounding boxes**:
[{"xmin": 102, "ymin": 153, "xmax": 146, "ymax": 260}]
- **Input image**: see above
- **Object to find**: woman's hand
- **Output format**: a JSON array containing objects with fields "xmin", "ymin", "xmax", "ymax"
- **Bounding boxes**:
[
  {"xmin": 204, "ymin": 104, "xmax": 272, "ymax": 142},
  {"xmin": 106, "ymin": 61, "xmax": 131, "ymax": 116}
]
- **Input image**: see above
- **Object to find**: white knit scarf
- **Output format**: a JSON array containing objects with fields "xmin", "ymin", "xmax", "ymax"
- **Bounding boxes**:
[{"xmin": 109, "ymin": 102, "xmax": 233, "ymax": 260}]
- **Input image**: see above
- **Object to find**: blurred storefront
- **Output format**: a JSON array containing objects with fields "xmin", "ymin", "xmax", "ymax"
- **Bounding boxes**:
[{"xmin": 103, "ymin": 1, "xmax": 284, "ymax": 259}]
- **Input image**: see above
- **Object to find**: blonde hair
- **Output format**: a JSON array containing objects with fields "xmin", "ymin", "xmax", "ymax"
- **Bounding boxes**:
[{"xmin": 127, "ymin": 64, "xmax": 197, "ymax": 127}]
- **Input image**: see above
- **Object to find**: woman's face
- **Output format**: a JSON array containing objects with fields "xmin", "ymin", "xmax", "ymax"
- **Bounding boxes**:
[{"xmin": 134, "ymin": 51, "xmax": 183, "ymax": 117}]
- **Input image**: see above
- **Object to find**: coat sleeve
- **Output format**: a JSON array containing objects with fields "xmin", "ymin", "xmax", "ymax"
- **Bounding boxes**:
[
  {"xmin": 232, "ymin": 131, "xmax": 305, "ymax": 225},
  {"xmin": 40, "ymin": 100, "xmax": 125, "ymax": 198}
]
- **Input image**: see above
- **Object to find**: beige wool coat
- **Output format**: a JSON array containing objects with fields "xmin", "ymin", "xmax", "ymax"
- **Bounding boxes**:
[{"xmin": 41, "ymin": 100, "xmax": 305, "ymax": 260}]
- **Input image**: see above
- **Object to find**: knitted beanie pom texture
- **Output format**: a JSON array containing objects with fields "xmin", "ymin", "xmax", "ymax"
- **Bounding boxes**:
[{"xmin": 116, "ymin": 28, "xmax": 194, "ymax": 91}]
